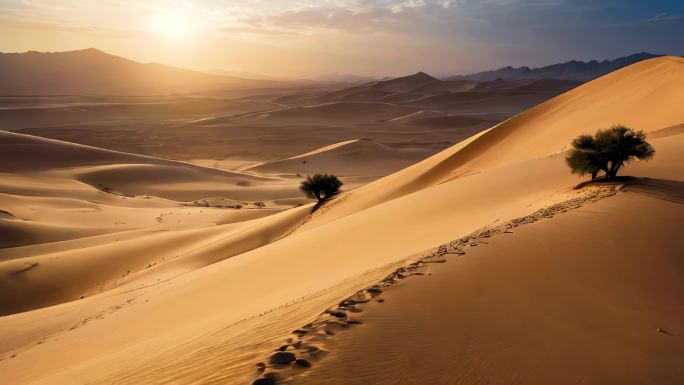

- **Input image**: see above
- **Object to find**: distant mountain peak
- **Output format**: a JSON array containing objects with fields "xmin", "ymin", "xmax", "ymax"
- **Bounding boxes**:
[
  {"xmin": 408, "ymin": 71, "xmax": 438, "ymax": 81},
  {"xmin": 77, "ymin": 48, "xmax": 113, "ymax": 56},
  {"xmin": 383, "ymin": 71, "xmax": 440, "ymax": 86},
  {"xmin": 79, "ymin": 47, "xmax": 105, "ymax": 53}
]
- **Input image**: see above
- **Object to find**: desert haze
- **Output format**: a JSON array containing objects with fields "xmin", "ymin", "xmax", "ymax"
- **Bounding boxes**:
[{"xmin": 1, "ymin": 3, "xmax": 683, "ymax": 384}]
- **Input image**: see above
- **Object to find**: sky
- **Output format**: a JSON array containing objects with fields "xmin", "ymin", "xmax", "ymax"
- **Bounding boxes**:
[{"xmin": 0, "ymin": 0, "xmax": 683, "ymax": 78}]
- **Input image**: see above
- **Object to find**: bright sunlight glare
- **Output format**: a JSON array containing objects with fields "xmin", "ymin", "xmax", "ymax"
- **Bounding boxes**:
[{"xmin": 146, "ymin": 11, "xmax": 191, "ymax": 41}]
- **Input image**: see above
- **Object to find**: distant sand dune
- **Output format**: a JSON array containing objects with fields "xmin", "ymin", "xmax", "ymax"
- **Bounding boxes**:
[
  {"xmin": 246, "ymin": 139, "xmax": 432, "ymax": 178},
  {"xmin": 304, "ymin": 56, "xmax": 684, "ymax": 228},
  {"xmin": 0, "ymin": 131, "xmax": 297, "ymax": 201},
  {"xmin": 243, "ymin": 102, "xmax": 423, "ymax": 125}
]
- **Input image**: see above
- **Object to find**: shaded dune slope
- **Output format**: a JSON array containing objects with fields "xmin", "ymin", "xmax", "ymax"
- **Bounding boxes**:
[
  {"xmin": 0, "ymin": 130, "xmax": 295, "ymax": 201},
  {"xmin": 246, "ymin": 139, "xmax": 431, "ymax": 178},
  {"xmin": 243, "ymin": 102, "xmax": 422, "ymax": 125}
]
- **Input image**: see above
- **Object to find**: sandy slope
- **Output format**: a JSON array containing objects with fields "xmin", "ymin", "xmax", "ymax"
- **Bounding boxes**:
[
  {"xmin": 2, "ymin": 132, "xmax": 677, "ymax": 385},
  {"xmin": 0, "ymin": 131, "xmax": 312, "ymax": 314},
  {"xmin": 294, "ymin": 189, "xmax": 684, "ymax": 385},
  {"xmin": 246, "ymin": 139, "xmax": 432, "ymax": 179},
  {"xmin": 0, "ymin": 56, "xmax": 682, "ymax": 385},
  {"xmin": 302, "ymin": 56, "xmax": 684, "ymax": 229}
]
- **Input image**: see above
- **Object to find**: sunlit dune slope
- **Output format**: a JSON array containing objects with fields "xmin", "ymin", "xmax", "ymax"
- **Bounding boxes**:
[
  {"xmin": 306, "ymin": 56, "xmax": 684, "ymax": 227},
  {"xmin": 1, "ymin": 131, "xmax": 681, "ymax": 384},
  {"xmin": 296, "ymin": 188, "xmax": 684, "ymax": 385},
  {"xmin": 0, "ymin": 131, "xmax": 311, "ymax": 314},
  {"xmin": 0, "ymin": 204, "xmax": 311, "ymax": 315}
]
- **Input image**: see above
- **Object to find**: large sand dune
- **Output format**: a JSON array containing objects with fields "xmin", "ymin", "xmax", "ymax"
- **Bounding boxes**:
[
  {"xmin": 0, "ymin": 56, "xmax": 682, "ymax": 385},
  {"xmin": 293, "ymin": 188, "xmax": 684, "ymax": 385},
  {"xmin": 305, "ymin": 56, "xmax": 684, "ymax": 227}
]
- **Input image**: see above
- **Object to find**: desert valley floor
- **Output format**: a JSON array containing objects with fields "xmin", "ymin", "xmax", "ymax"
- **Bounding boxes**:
[{"xmin": 0, "ymin": 55, "xmax": 683, "ymax": 385}]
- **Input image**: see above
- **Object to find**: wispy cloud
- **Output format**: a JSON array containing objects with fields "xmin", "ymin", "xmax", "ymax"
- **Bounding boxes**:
[
  {"xmin": 605, "ymin": 12, "xmax": 681, "ymax": 29},
  {"xmin": 235, "ymin": 6, "xmax": 399, "ymax": 34}
]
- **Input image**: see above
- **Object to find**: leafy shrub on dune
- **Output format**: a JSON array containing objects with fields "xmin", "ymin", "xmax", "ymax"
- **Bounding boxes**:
[
  {"xmin": 566, "ymin": 125, "xmax": 655, "ymax": 180},
  {"xmin": 299, "ymin": 174, "xmax": 343, "ymax": 204}
]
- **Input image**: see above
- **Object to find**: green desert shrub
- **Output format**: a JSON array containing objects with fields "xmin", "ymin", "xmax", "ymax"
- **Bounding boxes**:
[{"xmin": 566, "ymin": 125, "xmax": 654, "ymax": 179}]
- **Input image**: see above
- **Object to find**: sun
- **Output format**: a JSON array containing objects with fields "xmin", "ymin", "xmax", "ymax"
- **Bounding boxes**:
[{"xmin": 147, "ymin": 11, "xmax": 191, "ymax": 41}]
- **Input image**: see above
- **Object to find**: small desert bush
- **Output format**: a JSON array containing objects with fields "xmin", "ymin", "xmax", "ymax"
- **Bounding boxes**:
[{"xmin": 299, "ymin": 174, "xmax": 343, "ymax": 204}]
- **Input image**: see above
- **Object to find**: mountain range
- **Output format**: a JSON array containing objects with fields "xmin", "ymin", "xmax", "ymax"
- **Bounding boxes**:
[
  {"xmin": 452, "ymin": 52, "xmax": 662, "ymax": 82},
  {"xmin": 0, "ymin": 48, "xmax": 278, "ymax": 96},
  {"xmin": 0, "ymin": 49, "xmax": 665, "ymax": 96}
]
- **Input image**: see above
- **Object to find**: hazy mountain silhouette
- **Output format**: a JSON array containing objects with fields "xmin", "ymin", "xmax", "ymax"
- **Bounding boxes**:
[
  {"xmin": 452, "ymin": 52, "xmax": 661, "ymax": 82},
  {"xmin": 0, "ymin": 48, "xmax": 275, "ymax": 96}
]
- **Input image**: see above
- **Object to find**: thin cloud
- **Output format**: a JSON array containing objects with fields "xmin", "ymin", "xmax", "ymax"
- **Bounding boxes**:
[
  {"xmin": 605, "ymin": 12, "xmax": 681, "ymax": 29},
  {"xmin": 234, "ymin": 6, "xmax": 404, "ymax": 34}
]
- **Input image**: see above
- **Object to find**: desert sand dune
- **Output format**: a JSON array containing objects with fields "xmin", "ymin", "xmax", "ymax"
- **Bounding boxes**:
[
  {"xmin": 236, "ymin": 102, "xmax": 422, "ymax": 125},
  {"xmin": 473, "ymin": 77, "xmax": 582, "ymax": 92},
  {"xmin": 620, "ymin": 178, "xmax": 684, "ymax": 203},
  {"xmin": 16, "ymin": 103, "xmax": 488, "ymax": 165},
  {"xmin": 291, "ymin": 187, "xmax": 684, "ymax": 385},
  {"xmin": 0, "ymin": 131, "xmax": 313, "ymax": 314},
  {"xmin": 276, "ymin": 72, "xmax": 565, "ymax": 110},
  {"xmin": 9, "ymin": 68, "xmax": 574, "ymax": 169},
  {"xmin": 0, "ymin": 204, "xmax": 312, "ymax": 315},
  {"xmin": 303, "ymin": 56, "xmax": 684, "ymax": 228},
  {"xmin": 246, "ymin": 139, "xmax": 432, "ymax": 179},
  {"xmin": 0, "ymin": 131, "xmax": 298, "ymax": 201},
  {"xmin": 0, "ymin": 218, "xmax": 118, "ymax": 249},
  {"xmin": 408, "ymin": 90, "xmax": 573, "ymax": 120},
  {"xmin": 0, "ymin": 97, "xmax": 277, "ymax": 131},
  {"xmin": 279, "ymin": 72, "xmax": 442, "ymax": 105},
  {"xmin": 397, "ymin": 114, "xmax": 490, "ymax": 128},
  {"xmin": 0, "ymin": 56, "xmax": 682, "ymax": 385},
  {"xmin": 3, "ymin": 129, "xmax": 678, "ymax": 385}
]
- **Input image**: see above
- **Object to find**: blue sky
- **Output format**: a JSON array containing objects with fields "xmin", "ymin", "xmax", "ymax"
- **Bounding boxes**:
[{"xmin": 0, "ymin": 0, "xmax": 682, "ymax": 77}]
